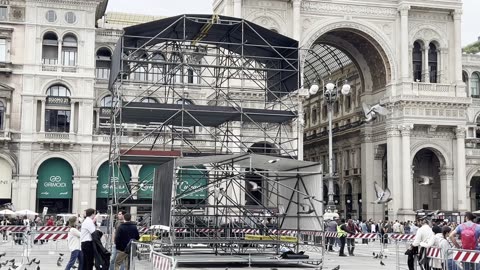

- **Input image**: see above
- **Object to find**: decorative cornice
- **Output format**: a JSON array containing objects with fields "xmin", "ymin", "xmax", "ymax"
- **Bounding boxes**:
[
  {"xmin": 400, "ymin": 124, "xmax": 413, "ymax": 137},
  {"xmin": 456, "ymin": 126, "xmax": 466, "ymax": 139},
  {"xmin": 397, "ymin": 4, "xmax": 410, "ymax": 16},
  {"xmin": 386, "ymin": 126, "xmax": 400, "ymax": 138},
  {"xmin": 301, "ymin": 1, "xmax": 397, "ymax": 17}
]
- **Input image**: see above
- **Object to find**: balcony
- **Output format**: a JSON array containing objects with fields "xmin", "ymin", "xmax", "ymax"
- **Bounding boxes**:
[
  {"xmin": 0, "ymin": 130, "xmax": 11, "ymax": 141},
  {"xmin": 35, "ymin": 132, "xmax": 73, "ymax": 143}
]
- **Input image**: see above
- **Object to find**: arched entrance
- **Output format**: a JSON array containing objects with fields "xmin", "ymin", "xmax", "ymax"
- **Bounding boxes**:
[
  {"xmin": 470, "ymin": 173, "xmax": 480, "ymax": 210},
  {"xmin": 96, "ymin": 162, "xmax": 131, "ymax": 213},
  {"xmin": 412, "ymin": 148, "xmax": 443, "ymax": 210},
  {"xmin": 36, "ymin": 158, "xmax": 73, "ymax": 214}
]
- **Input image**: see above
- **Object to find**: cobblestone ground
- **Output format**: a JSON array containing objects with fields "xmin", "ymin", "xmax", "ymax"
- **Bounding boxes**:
[{"xmin": 0, "ymin": 237, "xmax": 409, "ymax": 270}]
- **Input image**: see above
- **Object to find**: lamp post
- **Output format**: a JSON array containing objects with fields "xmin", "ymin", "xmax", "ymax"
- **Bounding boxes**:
[{"xmin": 309, "ymin": 79, "xmax": 351, "ymax": 214}]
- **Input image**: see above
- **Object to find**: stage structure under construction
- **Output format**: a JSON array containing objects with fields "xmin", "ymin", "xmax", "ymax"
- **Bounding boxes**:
[{"xmin": 107, "ymin": 14, "xmax": 324, "ymax": 263}]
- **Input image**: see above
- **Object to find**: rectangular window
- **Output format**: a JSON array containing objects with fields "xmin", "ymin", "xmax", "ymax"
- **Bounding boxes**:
[
  {"xmin": 312, "ymin": 108, "xmax": 317, "ymax": 123},
  {"xmin": 62, "ymin": 49, "xmax": 77, "ymax": 66},
  {"xmin": 0, "ymin": 39, "xmax": 5, "ymax": 62},
  {"xmin": 0, "ymin": 7, "xmax": 7, "ymax": 21},
  {"xmin": 45, "ymin": 110, "xmax": 70, "ymax": 132}
]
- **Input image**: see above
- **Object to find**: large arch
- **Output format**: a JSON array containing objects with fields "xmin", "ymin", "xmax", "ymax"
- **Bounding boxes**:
[
  {"xmin": 410, "ymin": 142, "xmax": 451, "ymax": 168},
  {"xmin": 33, "ymin": 152, "xmax": 79, "ymax": 177},
  {"xmin": 301, "ymin": 18, "xmax": 397, "ymax": 84}
]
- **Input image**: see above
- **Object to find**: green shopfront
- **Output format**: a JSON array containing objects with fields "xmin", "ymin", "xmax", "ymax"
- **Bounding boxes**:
[
  {"xmin": 96, "ymin": 162, "xmax": 131, "ymax": 213},
  {"xmin": 136, "ymin": 165, "xmax": 155, "ymax": 213},
  {"xmin": 177, "ymin": 166, "xmax": 208, "ymax": 206},
  {"xmin": 36, "ymin": 158, "xmax": 73, "ymax": 214}
]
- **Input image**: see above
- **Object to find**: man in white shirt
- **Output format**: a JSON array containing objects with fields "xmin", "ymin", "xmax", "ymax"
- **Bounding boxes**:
[
  {"xmin": 408, "ymin": 219, "xmax": 433, "ymax": 270},
  {"xmin": 81, "ymin": 208, "xmax": 96, "ymax": 270}
]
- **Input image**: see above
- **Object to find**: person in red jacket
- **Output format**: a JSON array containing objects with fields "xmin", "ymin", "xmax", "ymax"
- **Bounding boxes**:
[{"xmin": 46, "ymin": 216, "xmax": 54, "ymax": 226}]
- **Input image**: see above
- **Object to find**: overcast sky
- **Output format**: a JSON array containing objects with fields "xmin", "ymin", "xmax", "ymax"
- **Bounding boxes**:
[{"xmin": 106, "ymin": 0, "xmax": 479, "ymax": 46}]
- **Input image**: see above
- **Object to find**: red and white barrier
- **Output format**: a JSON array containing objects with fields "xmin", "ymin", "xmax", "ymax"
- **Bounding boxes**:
[
  {"xmin": 138, "ymin": 227, "xmax": 149, "ymax": 234},
  {"xmin": 268, "ymin": 229, "xmax": 297, "ymax": 235},
  {"xmin": 426, "ymin": 247, "xmax": 442, "ymax": 259},
  {"xmin": 389, "ymin": 234, "xmax": 415, "ymax": 240},
  {"xmin": 151, "ymin": 251, "xmax": 175, "ymax": 270},
  {"xmin": 175, "ymin": 228, "xmax": 189, "ymax": 233},
  {"xmin": 0, "ymin": 226, "xmax": 27, "ymax": 232},
  {"xmin": 34, "ymin": 233, "xmax": 68, "ymax": 241},
  {"xmin": 348, "ymin": 233, "xmax": 377, "ymax": 239},
  {"xmin": 232, "ymin": 228, "xmax": 259, "ymax": 234},
  {"xmin": 452, "ymin": 250, "xmax": 480, "ymax": 263},
  {"xmin": 195, "ymin": 228, "xmax": 224, "ymax": 233},
  {"xmin": 37, "ymin": 226, "xmax": 69, "ymax": 232},
  {"xmin": 323, "ymin": 232, "xmax": 338, "ymax": 238},
  {"xmin": 302, "ymin": 231, "xmax": 323, "ymax": 236}
]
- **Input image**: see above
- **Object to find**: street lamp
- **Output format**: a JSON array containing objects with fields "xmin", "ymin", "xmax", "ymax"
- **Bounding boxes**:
[{"xmin": 309, "ymin": 79, "xmax": 351, "ymax": 214}]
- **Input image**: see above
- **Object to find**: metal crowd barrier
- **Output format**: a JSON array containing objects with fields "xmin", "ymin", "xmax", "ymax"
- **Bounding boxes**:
[
  {"xmin": 130, "ymin": 241, "xmax": 176, "ymax": 270},
  {"xmin": 447, "ymin": 248, "xmax": 480, "ymax": 270},
  {"xmin": 390, "ymin": 233, "xmax": 416, "ymax": 270}
]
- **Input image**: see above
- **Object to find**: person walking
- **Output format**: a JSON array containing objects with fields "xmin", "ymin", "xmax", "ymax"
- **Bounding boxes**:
[
  {"xmin": 80, "ymin": 208, "xmax": 96, "ymax": 270},
  {"xmin": 114, "ymin": 213, "xmax": 139, "ymax": 270},
  {"xmin": 346, "ymin": 219, "xmax": 360, "ymax": 256},
  {"xmin": 65, "ymin": 216, "xmax": 83, "ymax": 270},
  {"xmin": 449, "ymin": 212, "xmax": 480, "ymax": 270},
  {"xmin": 0, "ymin": 217, "xmax": 10, "ymax": 242},
  {"xmin": 109, "ymin": 211, "xmax": 125, "ymax": 270},
  {"xmin": 325, "ymin": 218, "xmax": 338, "ymax": 252},
  {"xmin": 407, "ymin": 218, "xmax": 433, "ymax": 270},
  {"xmin": 337, "ymin": 218, "xmax": 355, "ymax": 257}
]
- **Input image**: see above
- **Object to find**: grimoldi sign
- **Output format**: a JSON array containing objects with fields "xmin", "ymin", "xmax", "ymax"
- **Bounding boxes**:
[
  {"xmin": 37, "ymin": 158, "xmax": 73, "ymax": 199},
  {"xmin": 0, "ymin": 158, "xmax": 12, "ymax": 199}
]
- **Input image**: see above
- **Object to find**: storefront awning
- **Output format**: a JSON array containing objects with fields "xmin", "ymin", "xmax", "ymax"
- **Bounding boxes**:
[
  {"xmin": 37, "ymin": 158, "xmax": 73, "ymax": 199},
  {"xmin": 177, "ymin": 166, "xmax": 208, "ymax": 200},
  {"xmin": 97, "ymin": 163, "xmax": 131, "ymax": 199},
  {"xmin": 138, "ymin": 165, "xmax": 155, "ymax": 199}
]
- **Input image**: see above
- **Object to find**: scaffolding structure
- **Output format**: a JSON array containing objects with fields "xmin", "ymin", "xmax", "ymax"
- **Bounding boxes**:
[{"xmin": 107, "ymin": 14, "xmax": 324, "ymax": 263}]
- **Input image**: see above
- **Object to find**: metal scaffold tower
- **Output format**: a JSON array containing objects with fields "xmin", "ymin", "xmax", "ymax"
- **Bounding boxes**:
[{"xmin": 107, "ymin": 14, "xmax": 324, "ymax": 265}]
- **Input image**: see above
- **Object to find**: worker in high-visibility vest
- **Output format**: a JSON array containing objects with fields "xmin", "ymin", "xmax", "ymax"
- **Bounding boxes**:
[{"xmin": 337, "ymin": 218, "xmax": 356, "ymax": 257}]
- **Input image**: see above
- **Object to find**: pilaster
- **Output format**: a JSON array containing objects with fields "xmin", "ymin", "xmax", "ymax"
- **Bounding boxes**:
[
  {"xmin": 386, "ymin": 125, "xmax": 402, "ymax": 220},
  {"xmin": 455, "ymin": 126, "xmax": 467, "ymax": 211},
  {"xmin": 452, "ymin": 10, "xmax": 463, "ymax": 84},
  {"xmin": 399, "ymin": 124, "xmax": 415, "ymax": 220},
  {"xmin": 398, "ymin": 4, "xmax": 410, "ymax": 81},
  {"xmin": 439, "ymin": 167, "xmax": 454, "ymax": 210}
]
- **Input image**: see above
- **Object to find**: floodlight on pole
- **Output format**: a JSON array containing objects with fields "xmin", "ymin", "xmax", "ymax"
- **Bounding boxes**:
[{"xmin": 309, "ymin": 83, "xmax": 320, "ymax": 95}]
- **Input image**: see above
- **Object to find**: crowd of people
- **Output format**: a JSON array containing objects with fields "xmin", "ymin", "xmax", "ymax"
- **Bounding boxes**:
[{"xmin": 325, "ymin": 212, "xmax": 480, "ymax": 270}]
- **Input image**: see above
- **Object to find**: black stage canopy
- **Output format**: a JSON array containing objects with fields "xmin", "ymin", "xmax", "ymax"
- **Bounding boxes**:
[
  {"xmin": 120, "ymin": 102, "xmax": 296, "ymax": 126},
  {"xmin": 109, "ymin": 14, "xmax": 299, "ymax": 99}
]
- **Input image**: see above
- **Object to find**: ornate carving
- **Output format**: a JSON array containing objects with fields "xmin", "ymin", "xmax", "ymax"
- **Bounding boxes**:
[
  {"xmin": 398, "ymin": 4, "xmax": 410, "ymax": 16},
  {"xmin": 456, "ymin": 127, "xmax": 466, "ymax": 139},
  {"xmin": 301, "ymin": 1, "xmax": 397, "ymax": 17},
  {"xmin": 386, "ymin": 126, "xmax": 400, "ymax": 138},
  {"xmin": 428, "ymin": 125, "xmax": 437, "ymax": 134},
  {"xmin": 401, "ymin": 124, "xmax": 413, "ymax": 136}
]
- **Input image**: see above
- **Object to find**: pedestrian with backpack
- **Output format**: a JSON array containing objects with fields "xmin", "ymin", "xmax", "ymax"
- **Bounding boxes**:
[{"xmin": 449, "ymin": 212, "xmax": 480, "ymax": 270}]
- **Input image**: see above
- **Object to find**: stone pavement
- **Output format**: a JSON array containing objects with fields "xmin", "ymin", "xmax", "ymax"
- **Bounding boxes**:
[{"xmin": 0, "ymin": 237, "xmax": 410, "ymax": 270}]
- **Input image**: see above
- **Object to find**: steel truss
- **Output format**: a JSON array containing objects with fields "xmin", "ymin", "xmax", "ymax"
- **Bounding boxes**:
[{"xmin": 106, "ymin": 14, "xmax": 323, "ymax": 262}]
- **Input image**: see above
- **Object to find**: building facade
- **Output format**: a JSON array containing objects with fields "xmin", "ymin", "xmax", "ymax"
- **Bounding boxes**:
[
  {"xmin": 215, "ymin": 0, "xmax": 480, "ymax": 221},
  {"xmin": 1, "ymin": 0, "xmax": 480, "ymax": 221}
]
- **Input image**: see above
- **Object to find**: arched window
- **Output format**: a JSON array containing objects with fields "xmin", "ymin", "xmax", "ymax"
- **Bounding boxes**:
[
  {"xmin": 472, "ymin": 72, "xmax": 480, "ymax": 98},
  {"xmin": 428, "ymin": 43, "xmax": 438, "ymax": 83},
  {"xmin": 42, "ymin": 32, "xmax": 59, "ymax": 65},
  {"xmin": 100, "ymin": 95, "xmax": 118, "ymax": 107},
  {"xmin": 140, "ymin": 97, "xmax": 158, "ymax": 104},
  {"xmin": 412, "ymin": 41, "xmax": 422, "ymax": 82},
  {"xmin": 132, "ymin": 53, "xmax": 148, "ymax": 81},
  {"xmin": 150, "ymin": 53, "xmax": 165, "ymax": 83},
  {"xmin": 0, "ymin": 101, "xmax": 4, "ymax": 130},
  {"xmin": 96, "ymin": 48, "xmax": 112, "ymax": 80},
  {"xmin": 45, "ymin": 85, "xmax": 71, "ymax": 132},
  {"xmin": 62, "ymin": 34, "xmax": 77, "ymax": 66},
  {"xmin": 463, "ymin": 71, "xmax": 469, "ymax": 95},
  {"xmin": 170, "ymin": 53, "xmax": 182, "ymax": 84}
]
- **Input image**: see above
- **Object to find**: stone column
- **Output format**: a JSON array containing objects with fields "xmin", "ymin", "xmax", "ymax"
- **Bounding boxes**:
[
  {"xmin": 292, "ymin": 0, "xmax": 301, "ymax": 40},
  {"xmin": 456, "ymin": 127, "xmax": 467, "ymax": 211},
  {"xmin": 399, "ymin": 4, "xmax": 411, "ymax": 81},
  {"xmin": 400, "ymin": 124, "xmax": 414, "ymax": 219},
  {"xmin": 439, "ymin": 167, "xmax": 454, "ymax": 210},
  {"xmin": 4, "ymin": 99, "xmax": 10, "ymax": 132},
  {"xmin": 423, "ymin": 46, "xmax": 430, "ymax": 83},
  {"xmin": 57, "ymin": 39, "xmax": 62, "ymax": 66},
  {"xmin": 453, "ymin": 10, "xmax": 463, "ymax": 84},
  {"xmin": 233, "ymin": 0, "xmax": 242, "ymax": 18},
  {"xmin": 387, "ymin": 125, "xmax": 402, "ymax": 220},
  {"xmin": 70, "ymin": 101, "xmax": 75, "ymax": 134},
  {"xmin": 40, "ymin": 99, "xmax": 45, "ymax": 132},
  {"xmin": 361, "ymin": 128, "xmax": 384, "ymax": 220}
]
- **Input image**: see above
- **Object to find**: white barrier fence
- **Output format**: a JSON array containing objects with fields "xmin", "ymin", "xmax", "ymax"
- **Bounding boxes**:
[{"xmin": 130, "ymin": 241, "xmax": 176, "ymax": 270}]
